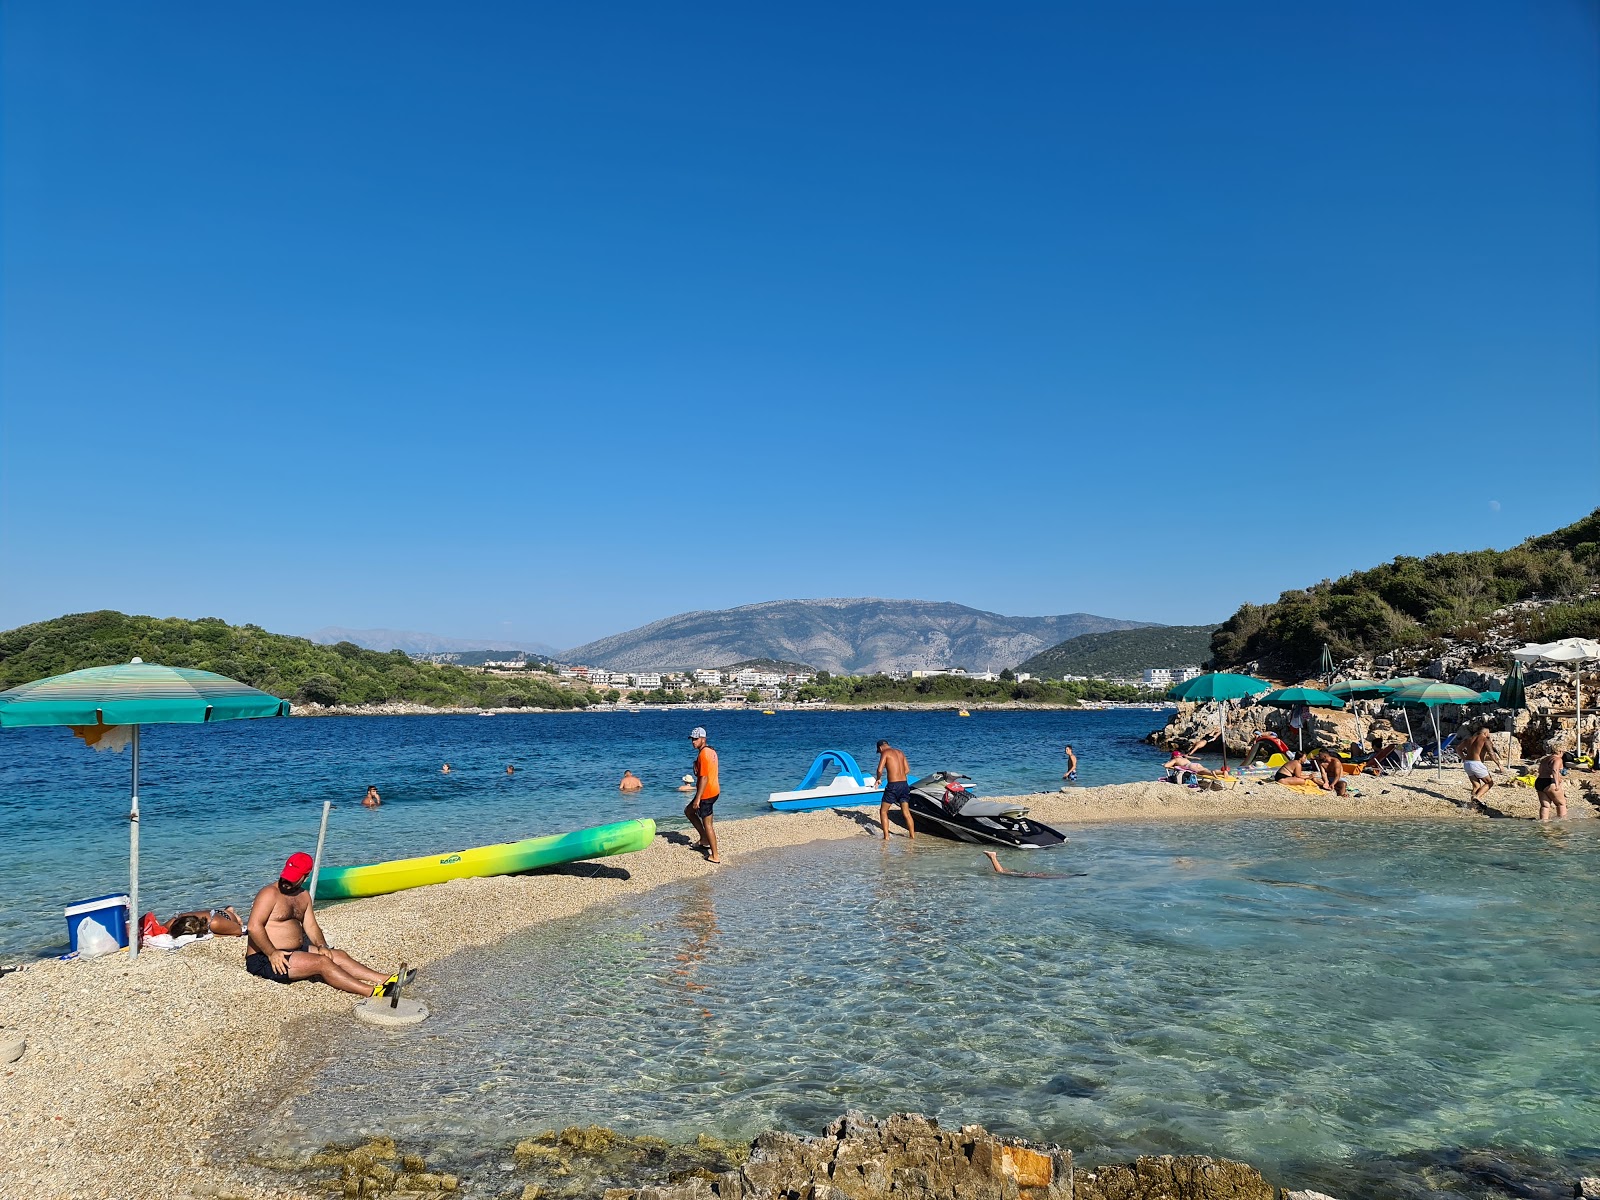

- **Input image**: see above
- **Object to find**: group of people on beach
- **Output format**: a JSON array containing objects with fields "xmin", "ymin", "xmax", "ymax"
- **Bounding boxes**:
[{"xmin": 1169, "ymin": 717, "xmax": 1572, "ymax": 819}]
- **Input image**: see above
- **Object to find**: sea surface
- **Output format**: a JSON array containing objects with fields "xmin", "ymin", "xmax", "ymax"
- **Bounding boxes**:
[
  {"xmin": 0, "ymin": 707, "xmax": 1170, "ymax": 956},
  {"xmin": 253, "ymin": 820, "xmax": 1600, "ymax": 1200}
]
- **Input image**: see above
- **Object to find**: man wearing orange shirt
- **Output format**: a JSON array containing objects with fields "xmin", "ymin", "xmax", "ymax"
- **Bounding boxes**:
[{"xmin": 685, "ymin": 726, "xmax": 722, "ymax": 864}]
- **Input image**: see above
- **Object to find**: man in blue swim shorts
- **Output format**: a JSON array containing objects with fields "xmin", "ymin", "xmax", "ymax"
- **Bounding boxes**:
[{"xmin": 875, "ymin": 739, "xmax": 916, "ymax": 841}]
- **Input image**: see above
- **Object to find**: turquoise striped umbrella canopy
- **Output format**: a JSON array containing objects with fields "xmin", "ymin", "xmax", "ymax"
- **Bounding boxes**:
[
  {"xmin": 0, "ymin": 659, "xmax": 289, "ymax": 961},
  {"xmin": 0, "ymin": 661, "xmax": 289, "ymax": 727},
  {"xmin": 1166, "ymin": 673, "xmax": 1274, "ymax": 770}
]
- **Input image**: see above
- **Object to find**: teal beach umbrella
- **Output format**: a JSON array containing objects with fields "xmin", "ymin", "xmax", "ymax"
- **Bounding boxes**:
[
  {"xmin": 1166, "ymin": 673, "xmax": 1274, "ymax": 770},
  {"xmin": 1329, "ymin": 679, "xmax": 1396, "ymax": 747},
  {"xmin": 1497, "ymin": 660, "xmax": 1528, "ymax": 761},
  {"xmin": 1259, "ymin": 686, "xmax": 1346, "ymax": 754},
  {"xmin": 1388, "ymin": 681, "xmax": 1482, "ymax": 780},
  {"xmin": 0, "ymin": 659, "xmax": 290, "ymax": 960}
]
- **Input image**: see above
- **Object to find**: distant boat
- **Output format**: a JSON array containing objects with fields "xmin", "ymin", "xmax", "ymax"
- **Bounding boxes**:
[
  {"xmin": 769, "ymin": 750, "xmax": 885, "ymax": 811},
  {"xmin": 762, "ymin": 709, "xmax": 776, "ymax": 715},
  {"xmin": 479, "ymin": 711, "xmax": 496, "ymax": 717},
  {"xmin": 958, "ymin": 709, "xmax": 971, "ymax": 717}
]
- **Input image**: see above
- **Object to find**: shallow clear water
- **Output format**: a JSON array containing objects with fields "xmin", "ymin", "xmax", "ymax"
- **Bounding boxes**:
[
  {"xmin": 255, "ymin": 820, "xmax": 1600, "ymax": 1199},
  {"xmin": 0, "ymin": 707, "xmax": 1170, "ymax": 955}
]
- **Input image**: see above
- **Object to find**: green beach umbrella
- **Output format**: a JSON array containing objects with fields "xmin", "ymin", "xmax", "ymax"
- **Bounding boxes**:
[
  {"xmin": 1319, "ymin": 644, "xmax": 1335, "ymax": 681},
  {"xmin": 1497, "ymin": 660, "xmax": 1528, "ymax": 762},
  {"xmin": 1329, "ymin": 679, "xmax": 1398, "ymax": 700},
  {"xmin": 0, "ymin": 659, "xmax": 290, "ymax": 960},
  {"xmin": 1329, "ymin": 679, "xmax": 1398, "ymax": 749},
  {"xmin": 1388, "ymin": 681, "xmax": 1482, "ymax": 780},
  {"xmin": 1259, "ymin": 686, "xmax": 1346, "ymax": 754},
  {"xmin": 1166, "ymin": 673, "xmax": 1273, "ymax": 770}
]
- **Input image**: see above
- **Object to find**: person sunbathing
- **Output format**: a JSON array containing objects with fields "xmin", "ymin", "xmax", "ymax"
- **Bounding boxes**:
[
  {"xmin": 1273, "ymin": 753, "xmax": 1324, "ymax": 787},
  {"xmin": 165, "ymin": 907, "xmax": 244, "ymax": 938}
]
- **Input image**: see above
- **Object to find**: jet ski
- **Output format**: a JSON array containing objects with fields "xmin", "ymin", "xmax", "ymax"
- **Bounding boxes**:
[{"xmin": 887, "ymin": 771, "xmax": 1066, "ymax": 849}]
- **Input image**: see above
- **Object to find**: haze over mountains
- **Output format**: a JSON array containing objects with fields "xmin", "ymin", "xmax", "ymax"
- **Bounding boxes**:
[
  {"xmin": 309, "ymin": 627, "xmax": 559, "ymax": 658},
  {"xmin": 561, "ymin": 599, "xmax": 1151, "ymax": 674}
]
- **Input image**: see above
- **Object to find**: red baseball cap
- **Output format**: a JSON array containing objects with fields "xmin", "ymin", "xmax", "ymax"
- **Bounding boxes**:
[{"xmin": 280, "ymin": 852, "xmax": 314, "ymax": 884}]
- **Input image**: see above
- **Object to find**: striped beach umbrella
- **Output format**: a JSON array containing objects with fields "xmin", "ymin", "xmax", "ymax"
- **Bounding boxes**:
[
  {"xmin": 1259, "ymin": 686, "xmax": 1346, "ymax": 754},
  {"xmin": 1388, "ymin": 681, "xmax": 1482, "ymax": 780},
  {"xmin": 1166, "ymin": 672, "xmax": 1274, "ymax": 770},
  {"xmin": 0, "ymin": 659, "xmax": 289, "ymax": 960}
]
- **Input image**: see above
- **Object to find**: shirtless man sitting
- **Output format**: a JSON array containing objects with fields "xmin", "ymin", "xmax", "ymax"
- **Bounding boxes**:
[
  {"xmin": 244, "ymin": 853, "xmax": 409, "ymax": 997},
  {"xmin": 1312, "ymin": 749, "xmax": 1350, "ymax": 796}
]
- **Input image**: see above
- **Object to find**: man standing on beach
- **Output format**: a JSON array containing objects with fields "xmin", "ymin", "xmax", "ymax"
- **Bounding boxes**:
[
  {"xmin": 244, "ymin": 853, "xmax": 408, "ymax": 997},
  {"xmin": 875, "ymin": 739, "xmax": 916, "ymax": 840},
  {"xmin": 1460, "ymin": 723, "xmax": 1502, "ymax": 810},
  {"xmin": 685, "ymin": 727, "xmax": 721, "ymax": 864}
]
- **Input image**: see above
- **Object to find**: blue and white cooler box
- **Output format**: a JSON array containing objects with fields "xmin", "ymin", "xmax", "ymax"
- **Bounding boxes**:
[{"xmin": 65, "ymin": 893, "xmax": 131, "ymax": 953}]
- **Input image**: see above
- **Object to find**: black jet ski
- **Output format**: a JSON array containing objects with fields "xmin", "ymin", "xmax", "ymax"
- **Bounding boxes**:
[{"xmin": 886, "ymin": 771, "xmax": 1066, "ymax": 849}]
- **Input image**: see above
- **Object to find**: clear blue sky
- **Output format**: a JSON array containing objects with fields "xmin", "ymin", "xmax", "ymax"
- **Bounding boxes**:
[{"xmin": 3, "ymin": 2, "xmax": 1596, "ymax": 651}]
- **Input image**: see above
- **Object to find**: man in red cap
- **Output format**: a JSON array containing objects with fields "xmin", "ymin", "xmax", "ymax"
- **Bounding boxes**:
[{"xmin": 244, "ymin": 851, "xmax": 409, "ymax": 997}]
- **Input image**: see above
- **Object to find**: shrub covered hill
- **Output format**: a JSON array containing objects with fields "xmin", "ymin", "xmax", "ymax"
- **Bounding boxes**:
[
  {"xmin": 0, "ymin": 611, "xmax": 593, "ymax": 709},
  {"xmin": 1016, "ymin": 625, "xmax": 1220, "ymax": 679},
  {"xmin": 1209, "ymin": 509, "xmax": 1600, "ymax": 678}
]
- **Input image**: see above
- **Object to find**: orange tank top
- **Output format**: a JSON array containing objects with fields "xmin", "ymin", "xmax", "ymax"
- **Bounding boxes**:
[{"xmin": 695, "ymin": 746, "xmax": 720, "ymax": 798}]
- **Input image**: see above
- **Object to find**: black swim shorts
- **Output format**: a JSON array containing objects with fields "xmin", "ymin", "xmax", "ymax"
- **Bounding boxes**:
[
  {"xmin": 882, "ymin": 780, "xmax": 912, "ymax": 803},
  {"xmin": 244, "ymin": 952, "xmax": 295, "ymax": 985},
  {"xmin": 694, "ymin": 793, "xmax": 719, "ymax": 816}
]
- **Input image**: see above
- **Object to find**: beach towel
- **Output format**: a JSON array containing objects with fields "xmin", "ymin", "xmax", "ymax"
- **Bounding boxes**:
[{"xmin": 1276, "ymin": 778, "xmax": 1325, "ymax": 795}]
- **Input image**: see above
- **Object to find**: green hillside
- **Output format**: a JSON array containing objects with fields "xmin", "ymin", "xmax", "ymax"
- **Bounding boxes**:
[
  {"xmin": 0, "ymin": 611, "xmax": 593, "ymax": 709},
  {"xmin": 1016, "ymin": 625, "xmax": 1220, "ymax": 679},
  {"xmin": 1210, "ymin": 509, "xmax": 1600, "ymax": 677}
]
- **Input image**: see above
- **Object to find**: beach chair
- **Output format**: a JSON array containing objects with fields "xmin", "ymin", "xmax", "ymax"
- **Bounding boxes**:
[
  {"xmin": 1420, "ymin": 733, "xmax": 1461, "ymax": 770},
  {"xmin": 1392, "ymin": 743, "xmax": 1423, "ymax": 776}
]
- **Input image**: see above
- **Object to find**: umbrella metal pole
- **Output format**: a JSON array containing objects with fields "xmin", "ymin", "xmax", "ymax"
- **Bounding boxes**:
[
  {"xmin": 308, "ymin": 801, "xmax": 332, "ymax": 903},
  {"xmin": 1433, "ymin": 708, "xmax": 1442, "ymax": 782},
  {"xmin": 129, "ymin": 725, "xmax": 141, "ymax": 963}
]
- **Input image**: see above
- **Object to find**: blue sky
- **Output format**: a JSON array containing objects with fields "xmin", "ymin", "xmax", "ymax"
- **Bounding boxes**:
[{"xmin": 3, "ymin": 2, "xmax": 1596, "ymax": 651}]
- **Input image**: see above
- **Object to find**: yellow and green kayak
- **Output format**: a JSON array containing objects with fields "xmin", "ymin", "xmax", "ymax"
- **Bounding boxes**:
[{"xmin": 315, "ymin": 818, "xmax": 655, "ymax": 900}]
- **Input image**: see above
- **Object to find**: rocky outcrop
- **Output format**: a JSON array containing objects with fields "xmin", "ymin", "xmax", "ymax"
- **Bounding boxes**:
[
  {"xmin": 603, "ymin": 1113, "xmax": 1073, "ymax": 1200},
  {"xmin": 1074, "ymin": 1156, "xmax": 1276, "ymax": 1200}
]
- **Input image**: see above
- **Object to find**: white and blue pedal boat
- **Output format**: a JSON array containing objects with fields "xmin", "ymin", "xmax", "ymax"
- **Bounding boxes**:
[{"xmin": 768, "ymin": 750, "xmax": 885, "ymax": 812}]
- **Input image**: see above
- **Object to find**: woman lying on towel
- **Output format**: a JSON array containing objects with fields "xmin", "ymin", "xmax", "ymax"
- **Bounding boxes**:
[{"xmin": 163, "ymin": 907, "xmax": 245, "ymax": 939}]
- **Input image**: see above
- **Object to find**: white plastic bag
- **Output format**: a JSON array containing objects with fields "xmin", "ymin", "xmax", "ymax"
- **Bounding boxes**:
[{"xmin": 77, "ymin": 917, "xmax": 120, "ymax": 957}]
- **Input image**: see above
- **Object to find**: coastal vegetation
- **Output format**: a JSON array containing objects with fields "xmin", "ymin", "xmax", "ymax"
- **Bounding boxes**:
[
  {"xmin": 0, "ymin": 611, "xmax": 596, "ymax": 709},
  {"xmin": 1015, "ymin": 624, "xmax": 1219, "ymax": 679},
  {"xmin": 1209, "ymin": 509, "xmax": 1600, "ymax": 677},
  {"xmin": 793, "ymin": 672, "xmax": 1160, "ymax": 706}
]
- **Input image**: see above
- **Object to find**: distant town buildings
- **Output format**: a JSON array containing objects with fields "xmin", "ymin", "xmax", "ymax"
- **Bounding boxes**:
[{"xmin": 1142, "ymin": 667, "xmax": 1202, "ymax": 688}]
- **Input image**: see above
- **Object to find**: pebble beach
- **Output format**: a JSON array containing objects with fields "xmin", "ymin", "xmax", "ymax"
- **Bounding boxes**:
[{"xmin": 1, "ymin": 773, "xmax": 1594, "ymax": 1200}]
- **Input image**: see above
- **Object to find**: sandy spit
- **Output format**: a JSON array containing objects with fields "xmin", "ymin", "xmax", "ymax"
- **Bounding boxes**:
[{"xmin": 2, "ymin": 770, "xmax": 1594, "ymax": 1200}]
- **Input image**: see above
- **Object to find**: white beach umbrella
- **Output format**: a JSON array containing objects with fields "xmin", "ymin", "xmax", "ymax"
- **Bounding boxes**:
[{"xmin": 1511, "ymin": 639, "xmax": 1600, "ymax": 760}]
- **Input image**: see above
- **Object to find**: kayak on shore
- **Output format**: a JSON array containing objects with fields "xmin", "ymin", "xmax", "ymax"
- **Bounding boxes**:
[{"xmin": 315, "ymin": 818, "xmax": 657, "ymax": 900}]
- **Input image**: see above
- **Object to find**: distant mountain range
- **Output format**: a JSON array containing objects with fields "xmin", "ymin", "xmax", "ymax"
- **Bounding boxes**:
[
  {"xmin": 560, "ymin": 599, "xmax": 1152, "ymax": 674},
  {"xmin": 1017, "ymin": 624, "xmax": 1220, "ymax": 680},
  {"xmin": 308, "ymin": 627, "xmax": 560, "ymax": 658}
]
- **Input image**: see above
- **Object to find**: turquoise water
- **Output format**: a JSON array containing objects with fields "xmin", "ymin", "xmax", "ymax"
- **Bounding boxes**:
[
  {"xmin": 254, "ymin": 820, "xmax": 1599, "ymax": 1199},
  {"xmin": 0, "ymin": 708, "xmax": 1170, "ymax": 955}
]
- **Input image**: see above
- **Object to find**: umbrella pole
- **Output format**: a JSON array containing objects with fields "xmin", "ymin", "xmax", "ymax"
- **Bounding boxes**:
[
  {"xmin": 1221, "ymin": 706, "xmax": 1228, "ymax": 773},
  {"xmin": 128, "ymin": 725, "xmax": 141, "ymax": 963},
  {"xmin": 309, "ymin": 801, "xmax": 332, "ymax": 903},
  {"xmin": 1433, "ymin": 707, "xmax": 1442, "ymax": 782}
]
